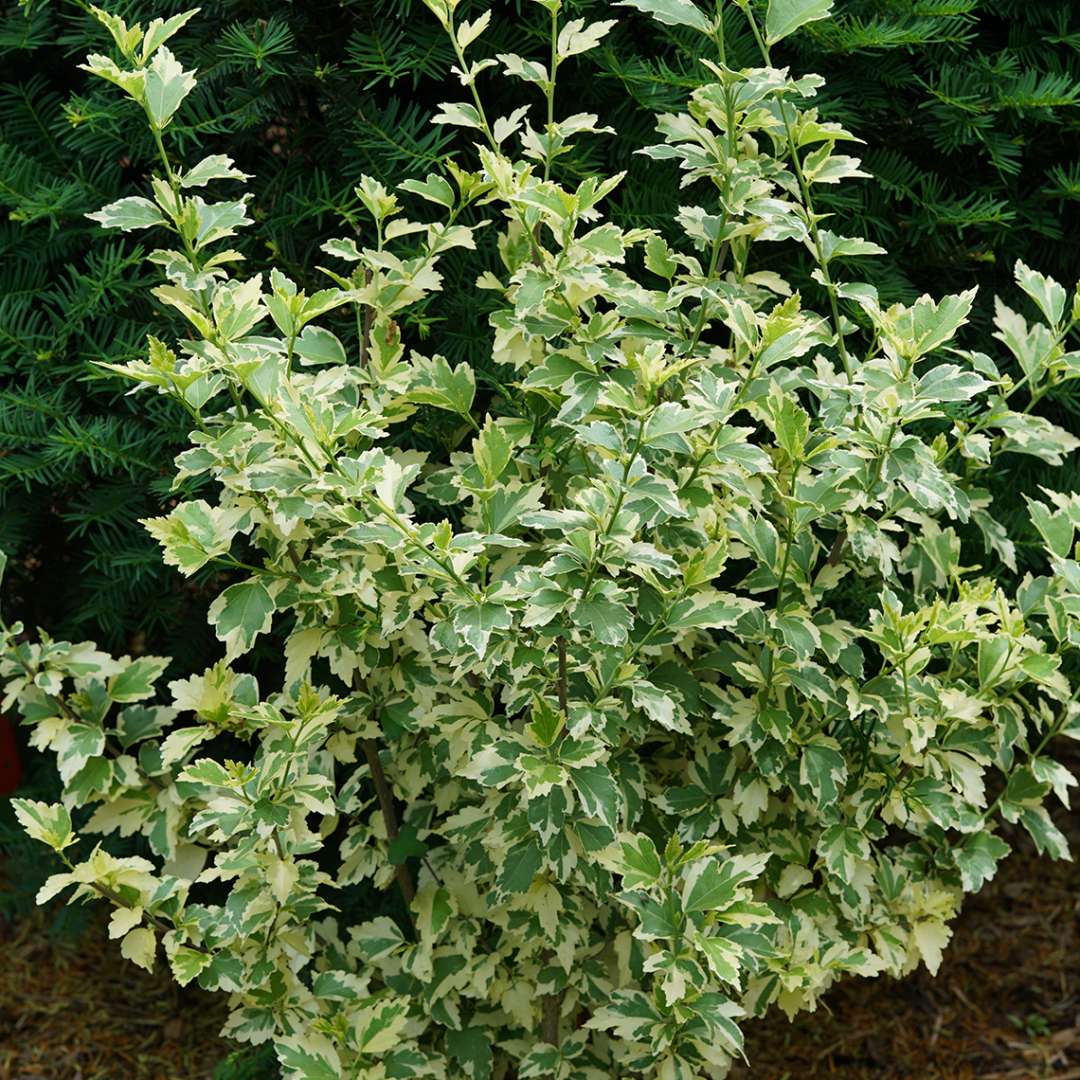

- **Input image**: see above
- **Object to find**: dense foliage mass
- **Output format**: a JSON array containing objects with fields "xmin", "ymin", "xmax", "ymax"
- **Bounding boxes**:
[{"xmin": 4, "ymin": 1, "xmax": 1080, "ymax": 1078}]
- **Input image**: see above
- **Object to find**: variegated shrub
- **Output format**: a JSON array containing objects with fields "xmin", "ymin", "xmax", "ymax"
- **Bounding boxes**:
[{"xmin": 5, "ymin": 1, "xmax": 1080, "ymax": 1077}]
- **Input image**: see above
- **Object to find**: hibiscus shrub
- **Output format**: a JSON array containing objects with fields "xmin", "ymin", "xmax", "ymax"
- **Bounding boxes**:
[{"xmin": 6, "ymin": 1, "xmax": 1080, "ymax": 1077}]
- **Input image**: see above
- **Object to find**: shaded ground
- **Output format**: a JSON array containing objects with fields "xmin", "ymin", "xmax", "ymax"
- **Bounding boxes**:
[
  {"xmin": 732, "ymin": 806, "xmax": 1080, "ymax": 1080},
  {"xmin": 0, "ymin": 804, "xmax": 1076, "ymax": 1079},
  {"xmin": 0, "ymin": 907, "xmax": 225, "ymax": 1080}
]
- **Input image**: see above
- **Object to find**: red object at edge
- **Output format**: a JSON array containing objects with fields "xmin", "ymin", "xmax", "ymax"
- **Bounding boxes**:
[{"xmin": 0, "ymin": 713, "xmax": 22, "ymax": 794}]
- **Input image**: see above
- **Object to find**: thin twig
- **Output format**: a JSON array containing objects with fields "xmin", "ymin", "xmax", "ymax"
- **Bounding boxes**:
[
  {"xmin": 359, "ymin": 267, "xmax": 373, "ymax": 369},
  {"xmin": 556, "ymin": 636, "xmax": 568, "ymax": 717},
  {"xmin": 60, "ymin": 857, "xmax": 211, "ymax": 957}
]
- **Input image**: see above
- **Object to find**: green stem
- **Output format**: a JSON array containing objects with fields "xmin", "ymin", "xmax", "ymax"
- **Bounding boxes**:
[
  {"xmin": 772, "ymin": 460, "xmax": 801, "ymax": 618},
  {"xmin": 678, "ymin": 342, "xmax": 764, "ymax": 494},
  {"xmin": 364, "ymin": 493, "xmax": 482, "ymax": 601},
  {"xmin": 445, "ymin": 23, "xmax": 544, "ymax": 265},
  {"xmin": 149, "ymin": 124, "xmax": 202, "ymax": 272},
  {"xmin": 686, "ymin": 227, "xmax": 730, "ymax": 354},
  {"xmin": 773, "ymin": 525, "xmax": 795, "ymax": 618},
  {"xmin": 591, "ymin": 586, "xmax": 688, "ymax": 707},
  {"xmin": 59, "ymin": 852, "xmax": 210, "ymax": 955},
  {"xmin": 868, "ymin": 418, "xmax": 898, "ymax": 491},
  {"xmin": 942, "ymin": 319, "xmax": 1076, "ymax": 469},
  {"xmin": 742, "ymin": 7, "xmax": 853, "ymax": 382},
  {"xmin": 981, "ymin": 690, "xmax": 1076, "ymax": 824},
  {"xmin": 579, "ymin": 413, "xmax": 649, "ymax": 600},
  {"xmin": 759, "ymin": 460, "xmax": 801, "ymax": 705},
  {"xmin": 544, "ymin": 7, "xmax": 558, "ymax": 183}
]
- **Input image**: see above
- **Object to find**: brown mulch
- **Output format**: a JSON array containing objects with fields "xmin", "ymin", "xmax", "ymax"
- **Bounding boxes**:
[
  {"xmin": 0, "ymin": 805, "xmax": 1076, "ymax": 1079},
  {"xmin": 731, "ymin": 802, "xmax": 1080, "ymax": 1080},
  {"xmin": 0, "ymin": 907, "xmax": 228, "ymax": 1080}
]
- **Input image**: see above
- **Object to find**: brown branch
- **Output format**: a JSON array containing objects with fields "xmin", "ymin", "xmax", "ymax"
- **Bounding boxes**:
[
  {"xmin": 541, "ymin": 635, "xmax": 570, "ymax": 1046},
  {"xmin": 541, "ymin": 980, "xmax": 561, "ymax": 1046},
  {"xmin": 361, "ymin": 737, "xmax": 416, "ymax": 907},
  {"xmin": 556, "ymin": 636, "xmax": 568, "ymax": 717},
  {"xmin": 826, "ymin": 529, "xmax": 847, "ymax": 566}
]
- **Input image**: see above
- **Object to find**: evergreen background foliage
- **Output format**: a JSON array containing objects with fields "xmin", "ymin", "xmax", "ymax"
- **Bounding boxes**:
[
  {"xmin": 1, "ymin": 0, "xmax": 1078, "ymax": 656},
  {"xmin": 0, "ymin": 1, "xmax": 1077, "ymax": 1075}
]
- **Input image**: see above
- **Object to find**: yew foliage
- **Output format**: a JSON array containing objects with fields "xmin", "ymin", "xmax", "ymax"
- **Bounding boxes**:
[{"xmin": 6, "ymin": 2, "xmax": 1080, "ymax": 1077}]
